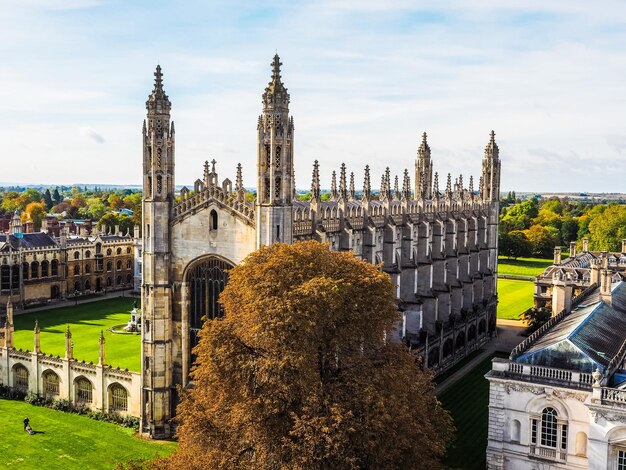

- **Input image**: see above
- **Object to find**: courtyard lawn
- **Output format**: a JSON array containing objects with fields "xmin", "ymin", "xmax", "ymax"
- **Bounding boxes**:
[
  {"xmin": 13, "ymin": 297, "xmax": 140, "ymax": 372},
  {"xmin": 439, "ymin": 352, "xmax": 507, "ymax": 470},
  {"xmin": 497, "ymin": 279, "xmax": 535, "ymax": 320},
  {"xmin": 0, "ymin": 399, "xmax": 175, "ymax": 469},
  {"xmin": 498, "ymin": 256, "xmax": 552, "ymax": 277}
]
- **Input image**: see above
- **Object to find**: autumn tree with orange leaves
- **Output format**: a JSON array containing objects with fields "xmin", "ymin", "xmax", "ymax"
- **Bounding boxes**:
[{"xmin": 163, "ymin": 241, "xmax": 453, "ymax": 470}]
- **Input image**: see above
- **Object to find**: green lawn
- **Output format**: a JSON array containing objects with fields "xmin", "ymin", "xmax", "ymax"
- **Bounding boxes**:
[
  {"xmin": 13, "ymin": 298, "xmax": 140, "ymax": 372},
  {"xmin": 439, "ymin": 353, "xmax": 507, "ymax": 470},
  {"xmin": 497, "ymin": 279, "xmax": 535, "ymax": 320},
  {"xmin": 498, "ymin": 256, "xmax": 552, "ymax": 277},
  {"xmin": 0, "ymin": 399, "xmax": 175, "ymax": 469}
]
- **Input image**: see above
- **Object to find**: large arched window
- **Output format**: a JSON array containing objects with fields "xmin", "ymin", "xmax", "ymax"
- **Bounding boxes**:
[
  {"xmin": 31, "ymin": 261, "xmax": 39, "ymax": 279},
  {"xmin": 74, "ymin": 251, "xmax": 80, "ymax": 260},
  {"xmin": 108, "ymin": 383, "xmax": 128, "ymax": 412},
  {"xmin": 51, "ymin": 259, "xmax": 58, "ymax": 276},
  {"xmin": 42, "ymin": 370, "xmax": 60, "ymax": 398},
  {"xmin": 116, "ymin": 260, "xmax": 122, "ymax": 270},
  {"xmin": 187, "ymin": 257, "xmax": 233, "ymax": 357},
  {"xmin": 541, "ymin": 407, "xmax": 558, "ymax": 448},
  {"xmin": 75, "ymin": 376, "xmax": 93, "ymax": 404},
  {"xmin": 13, "ymin": 364, "xmax": 29, "ymax": 391}
]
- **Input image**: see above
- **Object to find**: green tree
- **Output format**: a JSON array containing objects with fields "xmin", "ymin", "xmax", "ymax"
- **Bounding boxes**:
[
  {"xmin": 43, "ymin": 189, "xmax": 54, "ymax": 210},
  {"xmin": 52, "ymin": 187, "xmax": 62, "ymax": 205},
  {"xmin": 499, "ymin": 230, "xmax": 532, "ymax": 259},
  {"xmin": 164, "ymin": 241, "xmax": 453, "ymax": 470},
  {"xmin": 524, "ymin": 224, "xmax": 557, "ymax": 258},
  {"xmin": 587, "ymin": 205, "xmax": 626, "ymax": 251}
]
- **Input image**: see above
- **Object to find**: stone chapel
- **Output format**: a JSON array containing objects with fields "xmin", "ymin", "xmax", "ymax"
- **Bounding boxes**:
[{"xmin": 140, "ymin": 55, "xmax": 501, "ymax": 438}]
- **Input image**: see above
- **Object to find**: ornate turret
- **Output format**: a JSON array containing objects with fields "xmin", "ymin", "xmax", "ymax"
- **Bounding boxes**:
[
  {"xmin": 362, "ymin": 165, "xmax": 371, "ymax": 200},
  {"xmin": 99, "ymin": 330, "xmax": 106, "ymax": 365},
  {"xmin": 10, "ymin": 210, "xmax": 22, "ymax": 235},
  {"xmin": 339, "ymin": 164, "xmax": 348, "ymax": 201},
  {"xmin": 311, "ymin": 160, "xmax": 320, "ymax": 201},
  {"xmin": 402, "ymin": 169, "xmax": 411, "ymax": 200},
  {"xmin": 65, "ymin": 325, "xmax": 73, "ymax": 359},
  {"xmin": 34, "ymin": 320, "xmax": 40, "ymax": 354},
  {"xmin": 415, "ymin": 132, "xmax": 433, "ymax": 199},
  {"xmin": 330, "ymin": 171, "xmax": 338, "ymax": 200},
  {"xmin": 480, "ymin": 130, "xmax": 501, "ymax": 202},
  {"xmin": 256, "ymin": 54, "xmax": 294, "ymax": 246},
  {"xmin": 4, "ymin": 301, "xmax": 14, "ymax": 348},
  {"xmin": 235, "ymin": 163, "xmax": 245, "ymax": 201},
  {"xmin": 349, "ymin": 172, "xmax": 356, "ymax": 200}
]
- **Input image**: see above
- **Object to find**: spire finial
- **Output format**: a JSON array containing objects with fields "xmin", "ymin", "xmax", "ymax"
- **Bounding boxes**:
[
  {"xmin": 393, "ymin": 175, "xmax": 400, "ymax": 200},
  {"xmin": 349, "ymin": 172, "xmax": 355, "ymax": 199},
  {"xmin": 433, "ymin": 172, "xmax": 440, "ymax": 195},
  {"xmin": 490, "ymin": 130, "xmax": 496, "ymax": 142},
  {"xmin": 339, "ymin": 163, "xmax": 347, "ymax": 200},
  {"xmin": 272, "ymin": 54, "xmax": 282, "ymax": 81},
  {"xmin": 485, "ymin": 130, "xmax": 499, "ymax": 159},
  {"xmin": 402, "ymin": 169, "xmax": 411, "ymax": 200},
  {"xmin": 446, "ymin": 173, "xmax": 452, "ymax": 196},
  {"xmin": 235, "ymin": 163, "xmax": 244, "ymax": 192},
  {"xmin": 311, "ymin": 160, "xmax": 320, "ymax": 200},
  {"xmin": 331, "ymin": 170, "xmax": 338, "ymax": 200},
  {"xmin": 154, "ymin": 65, "xmax": 163, "ymax": 91},
  {"xmin": 204, "ymin": 160, "xmax": 210, "ymax": 181},
  {"xmin": 363, "ymin": 165, "xmax": 371, "ymax": 200}
]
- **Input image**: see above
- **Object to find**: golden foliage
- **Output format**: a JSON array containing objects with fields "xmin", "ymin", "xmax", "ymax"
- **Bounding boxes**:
[{"xmin": 163, "ymin": 241, "xmax": 453, "ymax": 470}]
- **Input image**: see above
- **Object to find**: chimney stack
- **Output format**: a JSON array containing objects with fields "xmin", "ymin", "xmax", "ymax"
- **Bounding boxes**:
[
  {"xmin": 551, "ymin": 271, "xmax": 573, "ymax": 316},
  {"xmin": 570, "ymin": 241, "xmax": 577, "ymax": 258},
  {"xmin": 554, "ymin": 246, "xmax": 562, "ymax": 265},
  {"xmin": 583, "ymin": 237, "xmax": 589, "ymax": 253}
]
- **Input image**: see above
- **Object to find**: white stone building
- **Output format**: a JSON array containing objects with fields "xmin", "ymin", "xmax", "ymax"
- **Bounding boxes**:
[
  {"xmin": 0, "ymin": 302, "xmax": 141, "ymax": 417},
  {"xmin": 486, "ymin": 273, "xmax": 626, "ymax": 469}
]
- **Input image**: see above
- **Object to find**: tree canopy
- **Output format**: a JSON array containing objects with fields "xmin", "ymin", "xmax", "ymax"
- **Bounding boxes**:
[{"xmin": 163, "ymin": 241, "xmax": 453, "ymax": 470}]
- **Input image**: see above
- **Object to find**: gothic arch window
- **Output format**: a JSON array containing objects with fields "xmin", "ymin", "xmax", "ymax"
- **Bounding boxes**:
[
  {"xmin": 13, "ymin": 364, "xmax": 29, "ymax": 391},
  {"xmin": 42, "ymin": 370, "xmax": 60, "ymax": 398},
  {"xmin": 265, "ymin": 144, "xmax": 271, "ymax": 168},
  {"xmin": 31, "ymin": 261, "xmax": 39, "ymax": 279},
  {"xmin": 22, "ymin": 262, "xmax": 30, "ymax": 280},
  {"xmin": 117, "ymin": 247, "xmax": 122, "ymax": 255},
  {"xmin": 427, "ymin": 347, "xmax": 439, "ymax": 368},
  {"xmin": 74, "ymin": 251, "xmax": 80, "ymax": 260},
  {"xmin": 85, "ymin": 250, "xmax": 91, "ymax": 258},
  {"xmin": 126, "ymin": 260, "xmax": 132, "ymax": 269},
  {"xmin": 107, "ymin": 248, "xmax": 112, "ymax": 256},
  {"xmin": 275, "ymin": 177, "xmax": 281, "ymax": 199},
  {"xmin": 51, "ymin": 259, "xmax": 58, "ymax": 276},
  {"xmin": 106, "ymin": 262, "xmax": 112, "ymax": 272},
  {"xmin": 442, "ymin": 338, "xmax": 453, "ymax": 358},
  {"xmin": 74, "ymin": 265, "xmax": 80, "ymax": 276},
  {"xmin": 41, "ymin": 260, "xmax": 49, "ymax": 277},
  {"xmin": 455, "ymin": 331, "xmax": 465, "ymax": 349},
  {"xmin": 187, "ymin": 257, "xmax": 234, "ymax": 359},
  {"xmin": 116, "ymin": 260, "xmax": 122, "ymax": 270},
  {"xmin": 75, "ymin": 376, "xmax": 93, "ymax": 404},
  {"xmin": 210, "ymin": 210, "xmax": 218, "ymax": 231},
  {"xmin": 108, "ymin": 383, "xmax": 128, "ymax": 412},
  {"xmin": 275, "ymin": 146, "xmax": 281, "ymax": 167},
  {"xmin": 96, "ymin": 243, "xmax": 102, "ymax": 255},
  {"xmin": 126, "ymin": 247, "xmax": 131, "ymax": 254},
  {"xmin": 0, "ymin": 265, "xmax": 10, "ymax": 290},
  {"xmin": 85, "ymin": 263, "xmax": 91, "ymax": 274}
]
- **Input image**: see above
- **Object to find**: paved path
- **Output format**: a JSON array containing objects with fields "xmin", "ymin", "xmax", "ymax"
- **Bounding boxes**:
[
  {"xmin": 435, "ymin": 320, "xmax": 525, "ymax": 395},
  {"xmin": 13, "ymin": 291, "xmax": 140, "ymax": 316}
]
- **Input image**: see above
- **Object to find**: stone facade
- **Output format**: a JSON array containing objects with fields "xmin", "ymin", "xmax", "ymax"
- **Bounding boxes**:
[
  {"xmin": 487, "ymin": 278, "xmax": 626, "ymax": 469},
  {"xmin": 0, "ymin": 304, "xmax": 140, "ymax": 417},
  {"xmin": 140, "ymin": 55, "xmax": 502, "ymax": 438},
  {"xmin": 0, "ymin": 214, "xmax": 137, "ymax": 309}
]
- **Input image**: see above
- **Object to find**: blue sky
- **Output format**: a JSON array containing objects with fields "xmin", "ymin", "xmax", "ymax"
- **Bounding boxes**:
[{"xmin": 1, "ymin": 0, "xmax": 626, "ymax": 192}]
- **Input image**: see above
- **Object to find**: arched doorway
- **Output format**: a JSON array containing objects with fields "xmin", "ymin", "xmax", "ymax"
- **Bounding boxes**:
[{"xmin": 186, "ymin": 256, "xmax": 234, "ymax": 359}]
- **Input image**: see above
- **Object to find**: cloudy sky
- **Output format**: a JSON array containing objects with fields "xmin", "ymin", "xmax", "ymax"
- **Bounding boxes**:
[{"xmin": 1, "ymin": 0, "xmax": 625, "ymax": 192}]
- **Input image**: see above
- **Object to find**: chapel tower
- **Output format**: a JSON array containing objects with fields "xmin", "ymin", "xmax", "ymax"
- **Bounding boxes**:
[
  {"xmin": 414, "ymin": 132, "xmax": 433, "ymax": 199},
  {"xmin": 140, "ymin": 65, "xmax": 176, "ymax": 438},
  {"xmin": 480, "ymin": 130, "xmax": 501, "ymax": 202},
  {"xmin": 256, "ymin": 55, "xmax": 294, "ymax": 247}
]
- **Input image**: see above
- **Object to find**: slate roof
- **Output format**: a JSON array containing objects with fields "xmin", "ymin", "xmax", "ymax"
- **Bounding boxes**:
[
  {"xmin": 0, "ymin": 233, "xmax": 57, "ymax": 250},
  {"xmin": 516, "ymin": 281, "xmax": 626, "ymax": 373}
]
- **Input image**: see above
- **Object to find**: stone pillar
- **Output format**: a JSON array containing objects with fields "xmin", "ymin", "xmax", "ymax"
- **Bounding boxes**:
[
  {"xmin": 34, "ymin": 320, "xmax": 40, "ymax": 354},
  {"xmin": 570, "ymin": 241, "xmax": 577, "ymax": 258},
  {"xmin": 553, "ymin": 246, "xmax": 562, "ymax": 265},
  {"xmin": 65, "ymin": 325, "xmax": 73, "ymax": 360},
  {"xmin": 98, "ymin": 330, "xmax": 106, "ymax": 366},
  {"xmin": 5, "ymin": 301, "xmax": 14, "ymax": 349}
]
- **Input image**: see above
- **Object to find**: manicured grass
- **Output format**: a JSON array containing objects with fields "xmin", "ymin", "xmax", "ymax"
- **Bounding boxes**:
[
  {"xmin": 497, "ymin": 279, "xmax": 535, "ymax": 320},
  {"xmin": 498, "ymin": 256, "xmax": 552, "ymax": 277},
  {"xmin": 439, "ymin": 352, "xmax": 507, "ymax": 470},
  {"xmin": 435, "ymin": 348, "xmax": 485, "ymax": 385},
  {"xmin": 13, "ymin": 298, "xmax": 140, "ymax": 372},
  {"xmin": 0, "ymin": 399, "xmax": 175, "ymax": 469}
]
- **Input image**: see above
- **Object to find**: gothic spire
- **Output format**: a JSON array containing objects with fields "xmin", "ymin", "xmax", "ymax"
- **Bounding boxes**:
[
  {"xmin": 311, "ymin": 160, "xmax": 320, "ymax": 200},
  {"xmin": 339, "ymin": 163, "xmax": 347, "ymax": 200},
  {"xmin": 402, "ymin": 169, "xmax": 411, "ymax": 200},
  {"xmin": 263, "ymin": 54, "xmax": 289, "ymax": 110},
  {"xmin": 469, "ymin": 175, "xmax": 474, "ymax": 196},
  {"xmin": 204, "ymin": 160, "xmax": 210, "ymax": 182},
  {"xmin": 331, "ymin": 171, "xmax": 338, "ymax": 200},
  {"xmin": 363, "ymin": 165, "xmax": 371, "ymax": 200},
  {"xmin": 433, "ymin": 172, "xmax": 440, "ymax": 196},
  {"xmin": 146, "ymin": 65, "xmax": 171, "ymax": 113},
  {"xmin": 349, "ymin": 172, "xmax": 355, "ymax": 199},
  {"xmin": 485, "ymin": 130, "xmax": 499, "ymax": 159},
  {"xmin": 393, "ymin": 175, "xmax": 400, "ymax": 200},
  {"xmin": 418, "ymin": 132, "xmax": 430, "ymax": 157},
  {"xmin": 445, "ymin": 173, "xmax": 452, "ymax": 198},
  {"xmin": 235, "ymin": 163, "xmax": 244, "ymax": 192}
]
